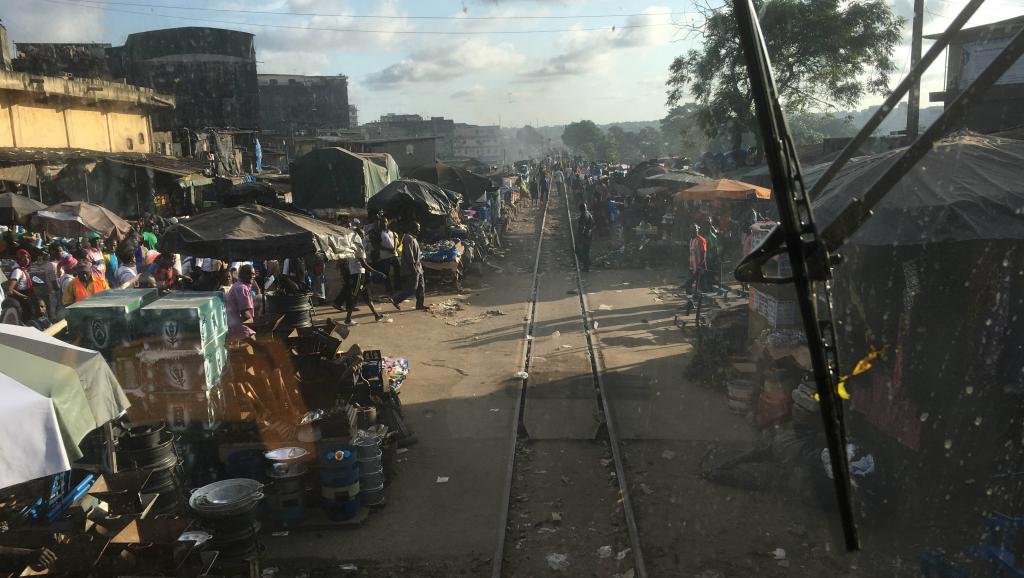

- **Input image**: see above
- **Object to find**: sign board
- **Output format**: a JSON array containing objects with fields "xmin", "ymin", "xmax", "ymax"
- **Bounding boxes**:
[{"xmin": 959, "ymin": 37, "xmax": 1024, "ymax": 90}]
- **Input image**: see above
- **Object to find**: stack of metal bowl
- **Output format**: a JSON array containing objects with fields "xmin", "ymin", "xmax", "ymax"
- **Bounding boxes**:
[
  {"xmin": 118, "ymin": 424, "xmax": 182, "ymax": 514},
  {"xmin": 188, "ymin": 479, "xmax": 264, "ymax": 563},
  {"xmin": 263, "ymin": 447, "xmax": 309, "ymax": 525},
  {"xmin": 354, "ymin": 435, "xmax": 385, "ymax": 506}
]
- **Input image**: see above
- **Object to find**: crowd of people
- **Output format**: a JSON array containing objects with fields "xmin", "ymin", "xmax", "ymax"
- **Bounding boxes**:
[
  {"xmin": 0, "ymin": 206, "xmax": 434, "ymax": 338},
  {"xmin": 560, "ymin": 160, "xmax": 773, "ymax": 297}
]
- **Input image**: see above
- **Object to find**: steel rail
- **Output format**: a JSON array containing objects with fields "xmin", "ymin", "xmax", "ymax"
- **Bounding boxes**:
[
  {"xmin": 491, "ymin": 178, "xmax": 551, "ymax": 578},
  {"xmin": 491, "ymin": 170, "xmax": 647, "ymax": 577},
  {"xmin": 560, "ymin": 173, "xmax": 648, "ymax": 578}
]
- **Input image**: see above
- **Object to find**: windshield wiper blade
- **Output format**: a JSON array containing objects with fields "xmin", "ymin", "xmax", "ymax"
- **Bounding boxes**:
[{"xmin": 732, "ymin": 0, "xmax": 859, "ymax": 551}]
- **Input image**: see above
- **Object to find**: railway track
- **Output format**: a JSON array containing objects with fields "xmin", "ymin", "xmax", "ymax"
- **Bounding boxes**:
[{"xmin": 492, "ymin": 170, "xmax": 647, "ymax": 578}]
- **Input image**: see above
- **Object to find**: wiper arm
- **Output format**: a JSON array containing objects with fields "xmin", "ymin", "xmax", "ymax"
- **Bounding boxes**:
[{"xmin": 732, "ymin": 0, "xmax": 859, "ymax": 551}]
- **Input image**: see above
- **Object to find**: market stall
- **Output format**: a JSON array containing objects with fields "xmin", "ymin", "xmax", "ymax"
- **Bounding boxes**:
[{"xmin": 368, "ymin": 179, "xmax": 473, "ymax": 288}]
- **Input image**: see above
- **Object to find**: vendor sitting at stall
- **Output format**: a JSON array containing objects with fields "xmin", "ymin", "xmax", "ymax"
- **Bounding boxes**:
[{"xmin": 63, "ymin": 262, "xmax": 109, "ymax": 305}]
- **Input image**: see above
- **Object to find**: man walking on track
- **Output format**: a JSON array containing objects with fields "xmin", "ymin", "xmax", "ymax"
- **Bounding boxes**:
[{"xmin": 577, "ymin": 202, "xmax": 595, "ymax": 272}]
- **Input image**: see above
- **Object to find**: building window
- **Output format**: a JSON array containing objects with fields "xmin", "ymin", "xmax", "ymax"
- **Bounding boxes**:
[
  {"xmin": 126, "ymin": 137, "xmax": 134, "ymax": 150},
  {"xmin": 138, "ymin": 132, "xmax": 146, "ymax": 145},
  {"xmin": 405, "ymin": 144, "xmax": 415, "ymax": 157}
]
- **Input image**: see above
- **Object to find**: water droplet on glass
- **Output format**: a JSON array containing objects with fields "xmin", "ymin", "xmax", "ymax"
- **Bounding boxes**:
[
  {"xmin": 975, "ymin": 417, "xmax": 983, "ymax": 426},
  {"xmin": 965, "ymin": 385, "xmax": 974, "ymax": 395},
  {"xmin": 944, "ymin": 439, "xmax": 953, "ymax": 450},
  {"xmin": 985, "ymin": 319, "xmax": 992, "ymax": 326},
  {"xmin": 920, "ymin": 412, "xmax": 930, "ymax": 422}
]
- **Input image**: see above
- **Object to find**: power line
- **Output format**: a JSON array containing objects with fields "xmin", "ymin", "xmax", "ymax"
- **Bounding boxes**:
[
  {"xmin": 61, "ymin": 0, "xmax": 684, "ymax": 21},
  {"xmin": 42, "ymin": 0, "xmax": 677, "ymax": 35}
]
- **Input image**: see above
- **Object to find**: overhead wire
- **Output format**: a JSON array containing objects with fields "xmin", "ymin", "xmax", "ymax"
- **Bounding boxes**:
[
  {"xmin": 39, "ymin": 0, "xmax": 678, "ymax": 35},
  {"xmin": 59, "ymin": 0, "xmax": 685, "ymax": 21}
]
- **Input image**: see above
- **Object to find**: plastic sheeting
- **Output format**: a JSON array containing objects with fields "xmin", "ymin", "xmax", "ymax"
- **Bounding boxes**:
[
  {"xmin": 290, "ymin": 148, "xmax": 393, "ymax": 209},
  {"xmin": 808, "ymin": 132, "xmax": 1024, "ymax": 246},
  {"xmin": 158, "ymin": 204, "xmax": 357, "ymax": 261},
  {"xmin": 0, "ymin": 324, "xmax": 129, "ymax": 464},
  {"xmin": 367, "ymin": 179, "xmax": 461, "ymax": 218}
]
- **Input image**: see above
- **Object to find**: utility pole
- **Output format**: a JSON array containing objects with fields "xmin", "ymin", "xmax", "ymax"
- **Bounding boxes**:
[{"xmin": 907, "ymin": 0, "xmax": 924, "ymax": 139}]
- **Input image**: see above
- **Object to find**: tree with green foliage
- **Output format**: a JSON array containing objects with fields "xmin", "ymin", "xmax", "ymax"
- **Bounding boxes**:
[
  {"xmin": 666, "ymin": 0, "xmax": 903, "ymax": 149},
  {"xmin": 562, "ymin": 120, "xmax": 609, "ymax": 160},
  {"xmin": 661, "ymin": 104, "xmax": 710, "ymax": 159}
]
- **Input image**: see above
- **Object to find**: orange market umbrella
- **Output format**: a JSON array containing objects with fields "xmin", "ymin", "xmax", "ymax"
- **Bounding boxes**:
[{"xmin": 674, "ymin": 178, "xmax": 771, "ymax": 201}]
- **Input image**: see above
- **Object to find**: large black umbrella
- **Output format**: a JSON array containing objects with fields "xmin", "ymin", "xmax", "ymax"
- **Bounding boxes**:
[
  {"xmin": 157, "ymin": 204, "xmax": 355, "ymax": 261},
  {"xmin": 0, "ymin": 193, "xmax": 46, "ymax": 225},
  {"xmin": 408, "ymin": 162, "xmax": 491, "ymax": 204},
  {"xmin": 807, "ymin": 132, "xmax": 1024, "ymax": 246},
  {"xmin": 367, "ymin": 179, "xmax": 460, "ymax": 218}
]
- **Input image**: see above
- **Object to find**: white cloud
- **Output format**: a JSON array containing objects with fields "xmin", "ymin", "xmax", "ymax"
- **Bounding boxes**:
[
  {"xmin": 451, "ymin": 84, "xmax": 488, "ymax": 101},
  {"xmin": 3, "ymin": 2, "xmax": 105, "ymax": 43},
  {"xmin": 520, "ymin": 5, "xmax": 675, "ymax": 80},
  {"xmin": 364, "ymin": 38, "xmax": 525, "ymax": 88},
  {"xmin": 255, "ymin": 0, "xmax": 413, "ymax": 74}
]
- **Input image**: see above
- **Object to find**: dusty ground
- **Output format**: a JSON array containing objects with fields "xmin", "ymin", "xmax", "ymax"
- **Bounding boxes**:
[
  {"xmin": 261, "ymin": 203, "xmax": 542, "ymax": 575},
  {"xmin": 261, "ymin": 188, "xmax": 921, "ymax": 577}
]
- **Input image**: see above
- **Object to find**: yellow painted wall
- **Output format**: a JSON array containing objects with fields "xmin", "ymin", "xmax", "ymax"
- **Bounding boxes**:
[
  {"xmin": 107, "ymin": 112, "xmax": 150, "ymax": 153},
  {"xmin": 15, "ymin": 105, "xmax": 69, "ymax": 148},
  {"xmin": 0, "ymin": 94, "xmax": 14, "ymax": 147},
  {"xmin": 0, "ymin": 92, "xmax": 154, "ymax": 152},
  {"xmin": 66, "ymin": 108, "xmax": 110, "ymax": 151}
]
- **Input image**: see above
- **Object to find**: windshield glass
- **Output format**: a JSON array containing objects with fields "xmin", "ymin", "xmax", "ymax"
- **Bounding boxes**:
[{"xmin": 0, "ymin": 1, "xmax": 1021, "ymax": 577}]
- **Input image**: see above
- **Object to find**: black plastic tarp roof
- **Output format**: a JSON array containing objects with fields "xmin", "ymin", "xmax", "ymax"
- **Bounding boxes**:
[
  {"xmin": 407, "ymin": 162, "xmax": 491, "ymax": 204},
  {"xmin": 158, "ymin": 204, "xmax": 355, "ymax": 261},
  {"xmin": 367, "ymin": 179, "xmax": 460, "ymax": 218},
  {"xmin": 807, "ymin": 132, "xmax": 1024, "ymax": 246}
]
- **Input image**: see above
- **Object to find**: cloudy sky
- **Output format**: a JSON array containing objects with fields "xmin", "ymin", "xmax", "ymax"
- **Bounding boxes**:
[{"xmin": 3, "ymin": 0, "xmax": 1020, "ymax": 127}]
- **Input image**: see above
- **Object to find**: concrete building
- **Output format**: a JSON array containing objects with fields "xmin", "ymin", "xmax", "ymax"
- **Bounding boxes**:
[
  {"xmin": 453, "ymin": 123, "xmax": 502, "ymax": 164},
  {"xmin": 10, "ymin": 27, "xmax": 260, "ymax": 133},
  {"xmin": 13, "ymin": 43, "xmax": 112, "ymax": 79},
  {"xmin": 349, "ymin": 104, "xmax": 358, "ymax": 128},
  {"xmin": 928, "ymin": 16, "xmax": 1024, "ymax": 133},
  {"xmin": 0, "ymin": 69, "xmax": 172, "ymax": 151},
  {"xmin": 109, "ymin": 27, "xmax": 260, "ymax": 131},
  {"xmin": 0, "ymin": 69, "xmax": 213, "ymax": 217},
  {"xmin": 362, "ymin": 113, "xmax": 455, "ymax": 158},
  {"xmin": 258, "ymin": 74, "xmax": 350, "ymax": 133}
]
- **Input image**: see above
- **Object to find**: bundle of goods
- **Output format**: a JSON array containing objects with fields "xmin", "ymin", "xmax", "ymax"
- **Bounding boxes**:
[
  {"xmin": 421, "ymin": 239, "xmax": 461, "ymax": 263},
  {"xmin": 128, "ymin": 292, "xmax": 230, "ymax": 433},
  {"xmin": 382, "ymin": 357, "xmax": 409, "ymax": 392},
  {"xmin": 65, "ymin": 288, "xmax": 158, "ymax": 355}
]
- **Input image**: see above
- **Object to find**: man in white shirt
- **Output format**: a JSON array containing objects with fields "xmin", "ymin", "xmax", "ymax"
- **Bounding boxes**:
[{"xmin": 332, "ymin": 215, "xmax": 384, "ymax": 324}]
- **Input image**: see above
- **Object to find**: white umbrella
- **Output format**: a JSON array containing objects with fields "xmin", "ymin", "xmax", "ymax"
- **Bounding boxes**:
[{"xmin": 0, "ymin": 373, "xmax": 71, "ymax": 489}]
